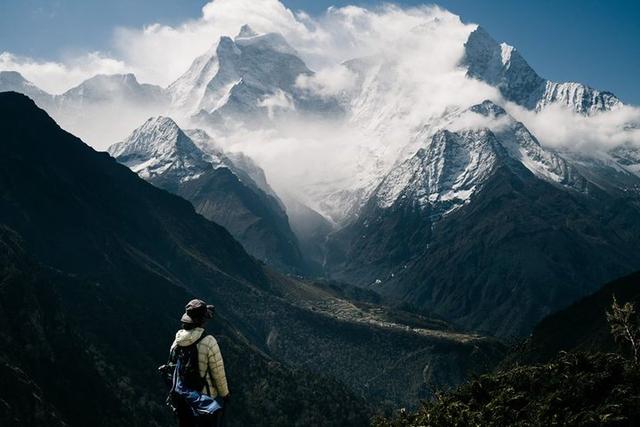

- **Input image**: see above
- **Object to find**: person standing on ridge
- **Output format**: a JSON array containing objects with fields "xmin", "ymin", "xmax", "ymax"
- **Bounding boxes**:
[{"xmin": 165, "ymin": 299, "xmax": 230, "ymax": 427}]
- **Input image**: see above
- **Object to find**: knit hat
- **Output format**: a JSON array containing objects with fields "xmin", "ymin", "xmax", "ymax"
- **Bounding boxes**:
[{"xmin": 181, "ymin": 299, "xmax": 215, "ymax": 324}]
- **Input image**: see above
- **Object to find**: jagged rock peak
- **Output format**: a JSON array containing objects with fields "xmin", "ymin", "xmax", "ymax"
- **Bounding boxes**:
[
  {"xmin": 128, "ymin": 115, "xmax": 182, "ymax": 139},
  {"xmin": 237, "ymin": 24, "xmax": 258, "ymax": 39},
  {"xmin": 462, "ymin": 26, "xmax": 621, "ymax": 114},
  {"xmin": 469, "ymin": 100, "xmax": 507, "ymax": 117},
  {"xmin": 375, "ymin": 128, "xmax": 501, "ymax": 212},
  {"xmin": 464, "ymin": 26, "xmax": 543, "ymax": 85},
  {"xmin": 108, "ymin": 116, "xmax": 210, "ymax": 182},
  {"xmin": 109, "ymin": 116, "xmax": 194, "ymax": 160},
  {"xmin": 536, "ymin": 81, "xmax": 621, "ymax": 114}
]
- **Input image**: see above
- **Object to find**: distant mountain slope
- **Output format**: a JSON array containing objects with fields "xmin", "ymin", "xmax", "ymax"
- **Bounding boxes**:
[
  {"xmin": 60, "ymin": 73, "xmax": 165, "ymax": 105},
  {"xmin": 108, "ymin": 116, "xmax": 306, "ymax": 273},
  {"xmin": 519, "ymin": 270, "xmax": 640, "ymax": 363},
  {"xmin": 326, "ymin": 101, "xmax": 640, "ymax": 337},
  {"xmin": 0, "ymin": 92, "xmax": 504, "ymax": 425},
  {"xmin": 0, "ymin": 71, "xmax": 53, "ymax": 108},
  {"xmin": 0, "ymin": 71, "xmax": 169, "ymax": 148}
]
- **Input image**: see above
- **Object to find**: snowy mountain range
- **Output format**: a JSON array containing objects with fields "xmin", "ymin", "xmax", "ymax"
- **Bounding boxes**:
[{"xmin": 2, "ymin": 19, "xmax": 640, "ymax": 336}]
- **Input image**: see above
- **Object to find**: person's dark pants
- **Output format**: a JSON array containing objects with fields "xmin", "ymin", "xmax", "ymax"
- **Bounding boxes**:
[
  {"xmin": 177, "ymin": 411, "xmax": 222, "ymax": 427},
  {"xmin": 198, "ymin": 412, "xmax": 221, "ymax": 427}
]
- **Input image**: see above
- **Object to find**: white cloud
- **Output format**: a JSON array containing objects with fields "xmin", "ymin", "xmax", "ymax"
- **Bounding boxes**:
[
  {"xmin": 296, "ymin": 65, "xmax": 357, "ymax": 98},
  {"xmin": 257, "ymin": 89, "xmax": 295, "ymax": 119},
  {"xmin": 446, "ymin": 109, "xmax": 513, "ymax": 133},
  {"xmin": 507, "ymin": 102, "xmax": 640, "ymax": 153}
]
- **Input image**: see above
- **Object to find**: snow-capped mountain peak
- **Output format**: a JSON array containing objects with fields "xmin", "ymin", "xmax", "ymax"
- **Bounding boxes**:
[
  {"xmin": 463, "ymin": 27, "xmax": 621, "ymax": 114},
  {"xmin": 58, "ymin": 73, "xmax": 167, "ymax": 109},
  {"xmin": 109, "ymin": 116, "xmax": 183, "ymax": 157},
  {"xmin": 373, "ymin": 100, "xmax": 587, "ymax": 217},
  {"xmin": 168, "ymin": 24, "xmax": 338, "ymax": 123},
  {"xmin": 0, "ymin": 70, "xmax": 37, "ymax": 88},
  {"xmin": 463, "ymin": 100, "xmax": 586, "ymax": 189},
  {"xmin": 66, "ymin": 73, "xmax": 141, "ymax": 95},
  {"xmin": 375, "ymin": 128, "xmax": 502, "ymax": 215},
  {"xmin": 233, "ymin": 27, "xmax": 298, "ymax": 56},
  {"xmin": 108, "ymin": 116, "xmax": 210, "ymax": 182}
]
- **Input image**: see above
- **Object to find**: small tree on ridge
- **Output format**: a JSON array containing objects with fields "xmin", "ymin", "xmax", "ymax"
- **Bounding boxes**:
[{"xmin": 607, "ymin": 295, "xmax": 640, "ymax": 365}]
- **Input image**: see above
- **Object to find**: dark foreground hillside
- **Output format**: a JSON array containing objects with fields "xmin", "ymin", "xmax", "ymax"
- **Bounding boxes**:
[
  {"xmin": 376, "ymin": 271, "xmax": 640, "ymax": 426},
  {"xmin": 374, "ymin": 352, "xmax": 640, "ymax": 427},
  {"xmin": 0, "ymin": 227, "xmax": 367, "ymax": 427},
  {"xmin": 520, "ymin": 270, "xmax": 640, "ymax": 363}
]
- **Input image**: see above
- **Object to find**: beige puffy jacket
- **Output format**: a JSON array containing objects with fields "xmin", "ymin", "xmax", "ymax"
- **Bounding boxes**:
[{"xmin": 171, "ymin": 327, "xmax": 229, "ymax": 398}]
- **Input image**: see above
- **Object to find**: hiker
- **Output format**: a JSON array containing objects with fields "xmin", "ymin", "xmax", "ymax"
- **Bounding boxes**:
[{"xmin": 165, "ymin": 299, "xmax": 230, "ymax": 427}]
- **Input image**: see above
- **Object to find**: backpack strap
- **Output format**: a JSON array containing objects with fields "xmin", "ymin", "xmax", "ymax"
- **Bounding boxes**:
[
  {"xmin": 193, "ymin": 331, "xmax": 212, "ymax": 395},
  {"xmin": 194, "ymin": 330, "xmax": 208, "ymax": 346}
]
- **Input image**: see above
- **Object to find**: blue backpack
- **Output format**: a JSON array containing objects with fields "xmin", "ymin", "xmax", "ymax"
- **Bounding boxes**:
[{"xmin": 166, "ymin": 332, "xmax": 223, "ymax": 417}]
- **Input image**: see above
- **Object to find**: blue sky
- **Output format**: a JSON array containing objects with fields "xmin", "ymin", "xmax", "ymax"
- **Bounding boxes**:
[{"xmin": 1, "ymin": 0, "xmax": 638, "ymax": 104}]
